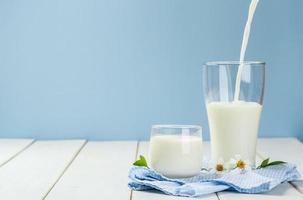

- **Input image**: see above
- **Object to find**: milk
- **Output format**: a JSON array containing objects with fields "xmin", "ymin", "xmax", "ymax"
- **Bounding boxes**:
[
  {"xmin": 234, "ymin": 0, "xmax": 260, "ymax": 101},
  {"xmin": 149, "ymin": 135, "xmax": 203, "ymax": 178},
  {"xmin": 206, "ymin": 0, "xmax": 262, "ymax": 165},
  {"xmin": 206, "ymin": 101, "xmax": 262, "ymax": 165}
]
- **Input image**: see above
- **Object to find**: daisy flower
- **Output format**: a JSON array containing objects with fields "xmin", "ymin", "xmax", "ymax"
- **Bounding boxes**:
[
  {"xmin": 229, "ymin": 154, "xmax": 252, "ymax": 171},
  {"xmin": 211, "ymin": 158, "xmax": 226, "ymax": 173}
]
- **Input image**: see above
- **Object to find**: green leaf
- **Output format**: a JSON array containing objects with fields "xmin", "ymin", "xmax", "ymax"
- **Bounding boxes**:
[
  {"xmin": 267, "ymin": 161, "xmax": 286, "ymax": 167},
  {"xmin": 257, "ymin": 158, "xmax": 270, "ymax": 169},
  {"xmin": 257, "ymin": 158, "xmax": 286, "ymax": 169},
  {"xmin": 133, "ymin": 155, "xmax": 149, "ymax": 168}
]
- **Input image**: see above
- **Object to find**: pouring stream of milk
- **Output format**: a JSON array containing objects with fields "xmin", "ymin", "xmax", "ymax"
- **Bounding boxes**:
[{"xmin": 234, "ymin": 0, "xmax": 259, "ymax": 101}]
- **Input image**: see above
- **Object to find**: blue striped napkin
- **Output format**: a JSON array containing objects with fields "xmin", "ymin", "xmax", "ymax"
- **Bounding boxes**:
[{"xmin": 128, "ymin": 163, "xmax": 300, "ymax": 197}]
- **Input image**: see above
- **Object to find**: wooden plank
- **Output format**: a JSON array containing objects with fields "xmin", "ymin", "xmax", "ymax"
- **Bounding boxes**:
[
  {"xmin": 0, "ymin": 140, "xmax": 86, "ymax": 200},
  {"xmin": 45, "ymin": 141, "xmax": 138, "ymax": 200},
  {"xmin": 0, "ymin": 139, "xmax": 34, "ymax": 166},
  {"xmin": 132, "ymin": 141, "xmax": 218, "ymax": 200},
  {"xmin": 257, "ymin": 138, "xmax": 303, "ymax": 194}
]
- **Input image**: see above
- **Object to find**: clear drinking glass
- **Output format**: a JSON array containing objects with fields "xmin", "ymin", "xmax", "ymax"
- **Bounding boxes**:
[
  {"xmin": 203, "ymin": 61, "xmax": 265, "ymax": 167},
  {"xmin": 149, "ymin": 125, "xmax": 203, "ymax": 178}
]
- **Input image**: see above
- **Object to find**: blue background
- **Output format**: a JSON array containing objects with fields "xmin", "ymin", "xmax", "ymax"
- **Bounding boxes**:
[{"xmin": 0, "ymin": 0, "xmax": 302, "ymax": 141}]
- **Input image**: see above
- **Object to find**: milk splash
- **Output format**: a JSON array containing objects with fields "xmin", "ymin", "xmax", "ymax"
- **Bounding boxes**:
[{"xmin": 234, "ymin": 0, "xmax": 260, "ymax": 101}]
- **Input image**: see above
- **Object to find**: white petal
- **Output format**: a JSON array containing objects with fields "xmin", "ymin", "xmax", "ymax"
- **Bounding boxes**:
[
  {"xmin": 218, "ymin": 157, "xmax": 225, "ymax": 164},
  {"xmin": 229, "ymin": 158, "xmax": 237, "ymax": 165},
  {"xmin": 231, "ymin": 168, "xmax": 242, "ymax": 174},
  {"xmin": 235, "ymin": 154, "xmax": 241, "ymax": 160}
]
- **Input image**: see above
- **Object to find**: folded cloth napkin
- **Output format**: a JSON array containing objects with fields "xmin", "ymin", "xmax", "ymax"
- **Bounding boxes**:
[{"xmin": 128, "ymin": 163, "xmax": 301, "ymax": 197}]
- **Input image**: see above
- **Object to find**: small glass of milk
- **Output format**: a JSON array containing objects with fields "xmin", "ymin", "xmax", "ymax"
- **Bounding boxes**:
[{"xmin": 149, "ymin": 125, "xmax": 203, "ymax": 178}]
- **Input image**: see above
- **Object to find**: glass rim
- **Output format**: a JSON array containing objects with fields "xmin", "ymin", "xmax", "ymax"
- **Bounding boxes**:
[
  {"xmin": 205, "ymin": 61, "xmax": 265, "ymax": 66},
  {"xmin": 152, "ymin": 124, "xmax": 202, "ymax": 130}
]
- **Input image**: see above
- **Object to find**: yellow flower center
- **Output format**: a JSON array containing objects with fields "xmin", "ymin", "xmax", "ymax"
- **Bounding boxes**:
[
  {"xmin": 216, "ymin": 164, "xmax": 224, "ymax": 172},
  {"xmin": 236, "ymin": 160, "xmax": 246, "ymax": 169}
]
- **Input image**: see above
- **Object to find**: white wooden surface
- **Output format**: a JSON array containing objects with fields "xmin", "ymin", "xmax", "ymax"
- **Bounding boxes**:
[
  {"xmin": 46, "ymin": 141, "xmax": 137, "ymax": 200},
  {"xmin": 0, "ymin": 140, "xmax": 85, "ymax": 200},
  {"xmin": 0, "ymin": 138, "xmax": 300, "ymax": 200},
  {"xmin": 0, "ymin": 139, "xmax": 33, "ymax": 166}
]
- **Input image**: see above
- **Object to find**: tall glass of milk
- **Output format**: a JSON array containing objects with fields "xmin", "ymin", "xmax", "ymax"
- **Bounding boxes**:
[
  {"xmin": 203, "ymin": 61, "xmax": 265, "ymax": 167},
  {"xmin": 149, "ymin": 125, "xmax": 203, "ymax": 178}
]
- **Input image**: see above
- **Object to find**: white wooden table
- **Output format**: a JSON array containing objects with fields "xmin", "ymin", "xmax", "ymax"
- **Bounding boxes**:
[{"xmin": 0, "ymin": 138, "xmax": 301, "ymax": 200}]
